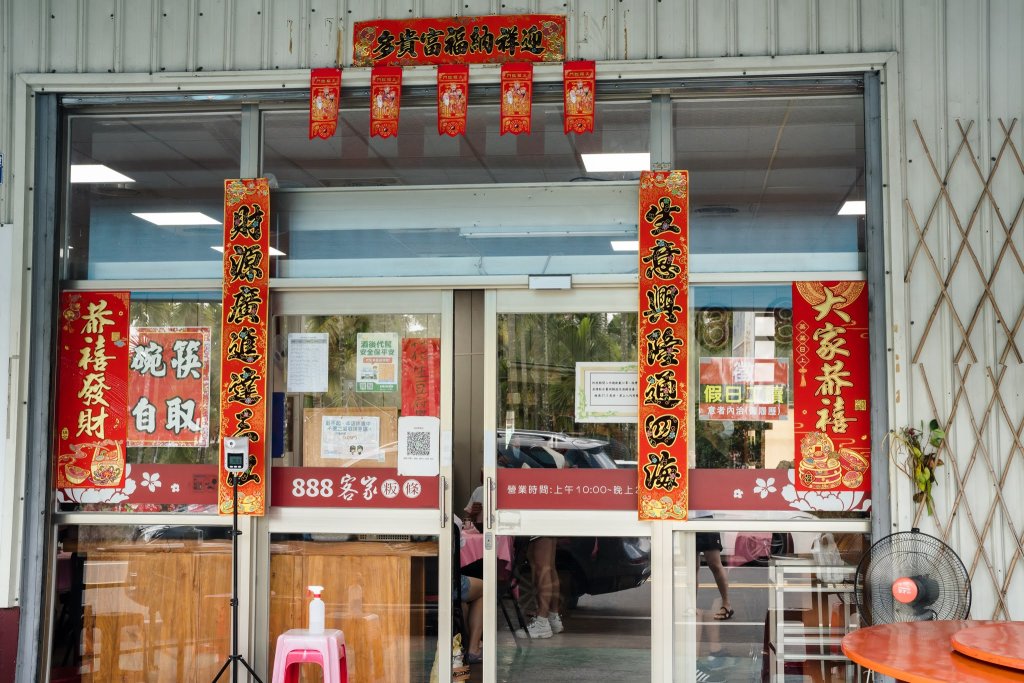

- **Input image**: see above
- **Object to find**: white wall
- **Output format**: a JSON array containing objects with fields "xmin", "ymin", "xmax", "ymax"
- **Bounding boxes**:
[{"xmin": 1, "ymin": 0, "xmax": 1022, "ymax": 618}]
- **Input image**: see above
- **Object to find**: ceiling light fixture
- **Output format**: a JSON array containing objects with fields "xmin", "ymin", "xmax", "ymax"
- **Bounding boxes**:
[
  {"xmin": 211, "ymin": 245, "xmax": 287, "ymax": 256},
  {"xmin": 610, "ymin": 240, "xmax": 639, "ymax": 251},
  {"xmin": 460, "ymin": 226, "xmax": 634, "ymax": 239},
  {"xmin": 838, "ymin": 200, "xmax": 866, "ymax": 215},
  {"xmin": 70, "ymin": 164, "xmax": 135, "ymax": 183},
  {"xmin": 134, "ymin": 212, "xmax": 220, "ymax": 226},
  {"xmin": 581, "ymin": 152, "xmax": 651, "ymax": 173}
]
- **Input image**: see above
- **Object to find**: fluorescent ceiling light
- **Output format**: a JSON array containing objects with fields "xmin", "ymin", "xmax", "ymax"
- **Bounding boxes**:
[
  {"xmin": 212, "ymin": 245, "xmax": 287, "ymax": 256},
  {"xmin": 134, "ymin": 212, "xmax": 220, "ymax": 226},
  {"xmin": 610, "ymin": 240, "xmax": 639, "ymax": 251},
  {"xmin": 581, "ymin": 152, "xmax": 650, "ymax": 173},
  {"xmin": 70, "ymin": 164, "xmax": 135, "ymax": 183},
  {"xmin": 460, "ymin": 226, "xmax": 633, "ymax": 239},
  {"xmin": 838, "ymin": 200, "xmax": 866, "ymax": 215}
]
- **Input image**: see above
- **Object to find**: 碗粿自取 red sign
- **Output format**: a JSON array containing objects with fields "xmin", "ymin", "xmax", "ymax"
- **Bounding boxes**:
[
  {"xmin": 793, "ymin": 281, "xmax": 871, "ymax": 493},
  {"xmin": 219, "ymin": 178, "xmax": 271, "ymax": 515},
  {"xmin": 128, "ymin": 327, "xmax": 211, "ymax": 447},
  {"xmin": 637, "ymin": 170, "xmax": 689, "ymax": 521},
  {"xmin": 353, "ymin": 15, "xmax": 566, "ymax": 67},
  {"xmin": 54, "ymin": 291, "xmax": 130, "ymax": 489}
]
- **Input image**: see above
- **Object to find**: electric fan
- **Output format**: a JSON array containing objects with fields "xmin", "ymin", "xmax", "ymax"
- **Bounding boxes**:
[{"xmin": 853, "ymin": 528, "xmax": 971, "ymax": 625}]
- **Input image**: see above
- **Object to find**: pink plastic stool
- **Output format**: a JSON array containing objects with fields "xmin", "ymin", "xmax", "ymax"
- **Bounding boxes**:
[{"xmin": 272, "ymin": 628, "xmax": 347, "ymax": 683}]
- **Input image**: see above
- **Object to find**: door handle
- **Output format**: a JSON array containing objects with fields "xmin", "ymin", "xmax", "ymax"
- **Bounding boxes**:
[
  {"xmin": 440, "ymin": 475, "xmax": 448, "ymax": 528},
  {"xmin": 486, "ymin": 476, "xmax": 496, "ymax": 530}
]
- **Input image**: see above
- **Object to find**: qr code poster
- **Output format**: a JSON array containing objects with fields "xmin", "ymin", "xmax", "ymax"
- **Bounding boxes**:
[{"xmin": 398, "ymin": 415, "xmax": 440, "ymax": 476}]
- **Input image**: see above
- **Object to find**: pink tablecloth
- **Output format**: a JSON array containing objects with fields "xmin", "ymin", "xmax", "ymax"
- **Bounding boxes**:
[{"xmin": 460, "ymin": 530, "xmax": 513, "ymax": 569}]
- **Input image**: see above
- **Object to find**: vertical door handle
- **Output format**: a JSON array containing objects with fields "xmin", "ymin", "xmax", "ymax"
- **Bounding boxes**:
[
  {"xmin": 486, "ymin": 476, "xmax": 496, "ymax": 530},
  {"xmin": 440, "ymin": 475, "xmax": 448, "ymax": 528}
]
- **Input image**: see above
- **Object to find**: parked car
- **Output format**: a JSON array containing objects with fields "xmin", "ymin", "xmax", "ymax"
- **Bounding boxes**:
[{"xmin": 496, "ymin": 429, "xmax": 651, "ymax": 608}]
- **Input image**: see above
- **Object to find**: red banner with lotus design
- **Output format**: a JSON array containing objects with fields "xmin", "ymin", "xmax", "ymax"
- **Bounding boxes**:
[
  {"xmin": 793, "ymin": 281, "xmax": 871, "ymax": 492},
  {"xmin": 637, "ymin": 170, "xmax": 690, "ymax": 520},
  {"xmin": 353, "ymin": 15, "xmax": 566, "ymax": 67},
  {"xmin": 219, "ymin": 178, "xmax": 270, "ymax": 515},
  {"xmin": 54, "ymin": 291, "xmax": 130, "ymax": 489}
]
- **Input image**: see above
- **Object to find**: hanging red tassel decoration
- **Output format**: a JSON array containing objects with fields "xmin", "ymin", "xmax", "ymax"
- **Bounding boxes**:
[
  {"xmin": 563, "ymin": 61, "xmax": 596, "ymax": 134},
  {"xmin": 309, "ymin": 68, "xmax": 342, "ymax": 139},
  {"xmin": 437, "ymin": 64, "xmax": 470, "ymax": 137},
  {"xmin": 500, "ymin": 63, "xmax": 533, "ymax": 135},
  {"xmin": 370, "ymin": 66, "xmax": 402, "ymax": 138}
]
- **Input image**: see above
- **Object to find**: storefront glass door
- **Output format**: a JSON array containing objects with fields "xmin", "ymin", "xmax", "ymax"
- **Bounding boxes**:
[
  {"xmin": 474, "ymin": 288, "xmax": 653, "ymax": 683},
  {"xmin": 260, "ymin": 289, "xmax": 455, "ymax": 682}
]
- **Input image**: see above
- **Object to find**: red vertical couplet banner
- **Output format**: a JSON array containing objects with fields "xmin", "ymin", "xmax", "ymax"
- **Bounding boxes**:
[
  {"xmin": 309, "ymin": 67, "xmax": 342, "ymax": 139},
  {"xmin": 792, "ymin": 281, "xmax": 871, "ymax": 493},
  {"xmin": 54, "ymin": 291, "xmax": 130, "ymax": 489},
  {"xmin": 500, "ymin": 63, "xmax": 533, "ymax": 135},
  {"xmin": 563, "ymin": 60, "xmax": 595, "ymax": 134},
  {"xmin": 437, "ymin": 65, "xmax": 469, "ymax": 136},
  {"xmin": 370, "ymin": 66, "xmax": 402, "ymax": 138},
  {"xmin": 401, "ymin": 338, "xmax": 441, "ymax": 417},
  {"xmin": 219, "ymin": 178, "xmax": 271, "ymax": 515},
  {"xmin": 637, "ymin": 170, "xmax": 690, "ymax": 521}
]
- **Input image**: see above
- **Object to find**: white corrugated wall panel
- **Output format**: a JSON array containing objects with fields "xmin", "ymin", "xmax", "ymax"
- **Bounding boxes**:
[
  {"xmin": 736, "ymin": 0, "xmax": 772, "ymax": 58},
  {"xmin": 858, "ymin": 0, "xmax": 897, "ymax": 53},
  {"xmin": 695, "ymin": 0, "xmax": 732, "ymax": 58},
  {"xmin": 816, "ymin": 0, "xmax": 857, "ymax": 54},
  {"xmin": 120, "ymin": 0, "xmax": 156, "ymax": 73},
  {"xmin": 775, "ymin": 0, "xmax": 813, "ymax": 56},
  {"xmin": 195, "ymin": 0, "xmax": 231, "ymax": 72},
  {"xmin": 653, "ymin": 0, "xmax": 688, "ymax": 60}
]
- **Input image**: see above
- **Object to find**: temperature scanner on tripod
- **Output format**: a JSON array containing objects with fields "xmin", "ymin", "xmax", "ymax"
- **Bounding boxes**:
[{"xmin": 223, "ymin": 437, "xmax": 249, "ymax": 472}]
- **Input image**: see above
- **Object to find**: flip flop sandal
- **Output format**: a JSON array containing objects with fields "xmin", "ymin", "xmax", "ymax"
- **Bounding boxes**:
[{"xmin": 714, "ymin": 607, "xmax": 734, "ymax": 620}]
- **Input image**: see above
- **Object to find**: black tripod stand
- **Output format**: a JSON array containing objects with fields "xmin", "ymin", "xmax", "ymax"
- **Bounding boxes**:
[{"xmin": 212, "ymin": 475, "xmax": 264, "ymax": 683}]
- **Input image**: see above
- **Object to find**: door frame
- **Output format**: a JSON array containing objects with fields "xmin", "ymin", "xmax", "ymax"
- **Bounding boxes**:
[{"xmin": 255, "ymin": 288, "xmax": 456, "ymax": 680}]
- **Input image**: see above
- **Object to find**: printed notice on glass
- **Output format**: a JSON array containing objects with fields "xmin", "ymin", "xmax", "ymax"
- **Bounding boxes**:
[
  {"xmin": 321, "ymin": 415, "xmax": 382, "ymax": 461},
  {"xmin": 575, "ymin": 362, "xmax": 639, "ymax": 423},
  {"xmin": 356, "ymin": 332, "xmax": 399, "ymax": 392},
  {"xmin": 287, "ymin": 333, "xmax": 329, "ymax": 393},
  {"xmin": 397, "ymin": 416, "xmax": 440, "ymax": 476}
]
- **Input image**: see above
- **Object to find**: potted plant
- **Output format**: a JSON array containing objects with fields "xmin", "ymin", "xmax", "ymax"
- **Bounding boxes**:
[{"xmin": 889, "ymin": 419, "xmax": 946, "ymax": 516}]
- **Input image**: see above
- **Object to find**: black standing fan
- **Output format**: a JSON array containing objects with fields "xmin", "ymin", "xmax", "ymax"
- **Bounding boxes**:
[{"xmin": 853, "ymin": 528, "xmax": 971, "ymax": 625}]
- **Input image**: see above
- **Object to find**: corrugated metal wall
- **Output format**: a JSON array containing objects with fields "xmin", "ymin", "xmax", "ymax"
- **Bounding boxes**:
[{"xmin": 1, "ymin": 0, "xmax": 1023, "ymax": 620}]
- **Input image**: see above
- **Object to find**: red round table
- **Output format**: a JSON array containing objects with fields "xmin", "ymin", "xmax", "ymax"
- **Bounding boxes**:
[{"xmin": 841, "ymin": 620, "xmax": 1024, "ymax": 682}]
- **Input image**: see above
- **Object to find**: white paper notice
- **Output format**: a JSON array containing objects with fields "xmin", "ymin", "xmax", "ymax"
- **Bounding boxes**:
[
  {"xmin": 321, "ymin": 415, "xmax": 382, "ymax": 461},
  {"xmin": 397, "ymin": 416, "xmax": 440, "ymax": 476},
  {"xmin": 287, "ymin": 333, "xmax": 329, "ymax": 393}
]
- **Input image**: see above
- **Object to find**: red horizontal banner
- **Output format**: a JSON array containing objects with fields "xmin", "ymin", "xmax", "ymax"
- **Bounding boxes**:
[
  {"xmin": 271, "ymin": 467, "xmax": 439, "ymax": 508},
  {"xmin": 353, "ymin": 14, "xmax": 566, "ymax": 67}
]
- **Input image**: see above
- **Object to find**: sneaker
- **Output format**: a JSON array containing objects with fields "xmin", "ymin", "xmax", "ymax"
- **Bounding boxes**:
[
  {"xmin": 695, "ymin": 667, "xmax": 724, "ymax": 683},
  {"xmin": 548, "ymin": 612, "xmax": 564, "ymax": 634},
  {"xmin": 526, "ymin": 615, "xmax": 553, "ymax": 639}
]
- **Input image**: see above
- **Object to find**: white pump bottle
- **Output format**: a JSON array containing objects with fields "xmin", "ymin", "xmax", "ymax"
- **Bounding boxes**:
[{"xmin": 308, "ymin": 585, "xmax": 325, "ymax": 633}]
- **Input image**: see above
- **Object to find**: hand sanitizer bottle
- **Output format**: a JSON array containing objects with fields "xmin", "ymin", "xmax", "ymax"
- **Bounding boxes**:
[{"xmin": 308, "ymin": 585, "xmax": 325, "ymax": 633}]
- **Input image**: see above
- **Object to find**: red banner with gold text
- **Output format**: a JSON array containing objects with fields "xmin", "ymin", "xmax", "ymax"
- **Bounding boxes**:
[
  {"xmin": 370, "ymin": 66, "xmax": 402, "ymax": 138},
  {"xmin": 54, "ymin": 291, "xmax": 130, "ymax": 489},
  {"xmin": 401, "ymin": 338, "xmax": 440, "ymax": 417},
  {"xmin": 128, "ymin": 327, "xmax": 211, "ymax": 447},
  {"xmin": 309, "ymin": 68, "xmax": 341, "ymax": 139},
  {"xmin": 438, "ymin": 65, "xmax": 469, "ymax": 136},
  {"xmin": 219, "ymin": 178, "xmax": 271, "ymax": 515},
  {"xmin": 637, "ymin": 170, "xmax": 689, "ymax": 521},
  {"xmin": 793, "ymin": 281, "xmax": 871, "ymax": 493},
  {"xmin": 353, "ymin": 15, "xmax": 566, "ymax": 67},
  {"xmin": 500, "ymin": 63, "xmax": 532, "ymax": 135},
  {"xmin": 563, "ymin": 61, "xmax": 595, "ymax": 134}
]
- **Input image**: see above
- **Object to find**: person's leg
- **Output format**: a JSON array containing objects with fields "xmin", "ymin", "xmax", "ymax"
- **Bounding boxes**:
[
  {"xmin": 704, "ymin": 549, "xmax": 732, "ymax": 616},
  {"xmin": 463, "ymin": 577, "xmax": 484, "ymax": 656},
  {"xmin": 528, "ymin": 537, "xmax": 557, "ymax": 618}
]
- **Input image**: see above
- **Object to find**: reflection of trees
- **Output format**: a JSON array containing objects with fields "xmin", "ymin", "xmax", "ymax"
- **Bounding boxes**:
[
  {"xmin": 127, "ymin": 298, "xmax": 221, "ymax": 465},
  {"xmin": 499, "ymin": 313, "xmax": 638, "ymax": 460}
]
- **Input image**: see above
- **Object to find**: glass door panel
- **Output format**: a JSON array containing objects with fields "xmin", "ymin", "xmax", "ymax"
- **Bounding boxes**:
[{"xmin": 263, "ymin": 290, "xmax": 452, "ymax": 683}]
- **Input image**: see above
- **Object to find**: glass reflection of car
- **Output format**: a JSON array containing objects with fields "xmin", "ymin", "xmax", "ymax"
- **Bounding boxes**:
[{"xmin": 497, "ymin": 430, "xmax": 651, "ymax": 608}]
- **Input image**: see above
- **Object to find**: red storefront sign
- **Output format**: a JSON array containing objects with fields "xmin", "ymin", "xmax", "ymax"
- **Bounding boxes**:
[
  {"xmin": 637, "ymin": 170, "xmax": 690, "ymax": 520},
  {"xmin": 271, "ymin": 467, "xmax": 438, "ymax": 508},
  {"xmin": 401, "ymin": 338, "xmax": 440, "ymax": 417},
  {"xmin": 128, "ymin": 327, "xmax": 211, "ymax": 447},
  {"xmin": 437, "ymin": 64, "xmax": 469, "ymax": 136},
  {"xmin": 353, "ymin": 15, "xmax": 566, "ymax": 67},
  {"xmin": 500, "ymin": 63, "xmax": 532, "ymax": 135},
  {"xmin": 54, "ymin": 291, "xmax": 130, "ymax": 489},
  {"xmin": 793, "ymin": 281, "xmax": 871, "ymax": 492},
  {"xmin": 219, "ymin": 178, "xmax": 271, "ymax": 515},
  {"xmin": 370, "ymin": 66, "xmax": 402, "ymax": 138},
  {"xmin": 563, "ymin": 60, "xmax": 595, "ymax": 134},
  {"xmin": 309, "ymin": 67, "xmax": 341, "ymax": 139},
  {"xmin": 699, "ymin": 357, "xmax": 789, "ymax": 421}
]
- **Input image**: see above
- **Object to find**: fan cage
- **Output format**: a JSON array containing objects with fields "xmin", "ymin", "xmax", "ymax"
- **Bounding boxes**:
[{"xmin": 853, "ymin": 530, "xmax": 971, "ymax": 625}]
